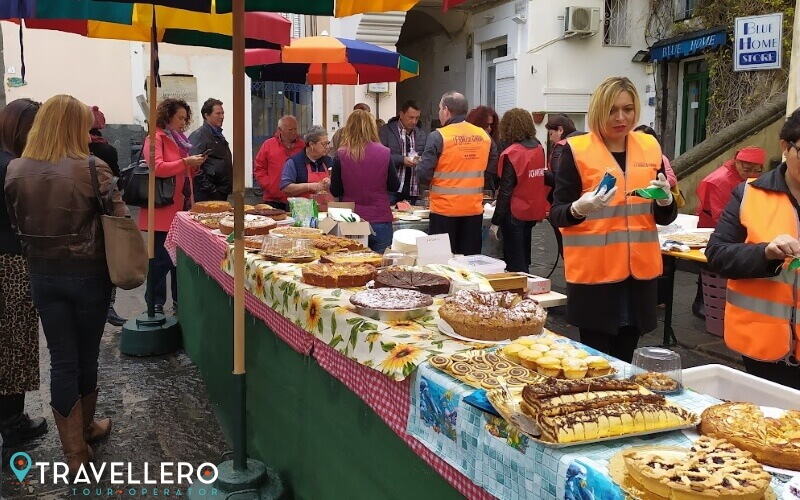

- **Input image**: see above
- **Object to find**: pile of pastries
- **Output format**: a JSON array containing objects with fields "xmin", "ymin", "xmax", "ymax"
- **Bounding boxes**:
[
  {"xmin": 429, "ymin": 351, "xmax": 541, "ymax": 390},
  {"xmin": 502, "ymin": 336, "xmax": 612, "ymax": 380},
  {"xmin": 520, "ymin": 378, "xmax": 699, "ymax": 444}
]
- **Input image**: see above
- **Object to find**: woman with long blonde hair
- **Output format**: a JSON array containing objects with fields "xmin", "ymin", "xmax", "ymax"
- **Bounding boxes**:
[
  {"xmin": 5, "ymin": 94, "xmax": 127, "ymax": 475},
  {"xmin": 330, "ymin": 110, "xmax": 399, "ymax": 252}
]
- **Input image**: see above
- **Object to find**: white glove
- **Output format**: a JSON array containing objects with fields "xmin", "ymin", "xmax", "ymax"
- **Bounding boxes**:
[
  {"xmin": 489, "ymin": 224, "xmax": 500, "ymax": 240},
  {"xmin": 649, "ymin": 173, "xmax": 673, "ymax": 206},
  {"xmin": 571, "ymin": 186, "xmax": 618, "ymax": 217}
]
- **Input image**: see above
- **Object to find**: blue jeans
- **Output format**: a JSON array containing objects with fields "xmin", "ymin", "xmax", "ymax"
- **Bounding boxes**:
[
  {"xmin": 368, "ymin": 222, "xmax": 394, "ymax": 254},
  {"xmin": 501, "ymin": 215, "xmax": 536, "ymax": 272},
  {"xmin": 29, "ymin": 272, "xmax": 112, "ymax": 416}
]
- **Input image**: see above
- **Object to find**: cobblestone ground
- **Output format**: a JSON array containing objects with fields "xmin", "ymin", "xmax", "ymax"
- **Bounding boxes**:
[{"xmin": 1, "ymin": 219, "xmax": 740, "ymax": 499}]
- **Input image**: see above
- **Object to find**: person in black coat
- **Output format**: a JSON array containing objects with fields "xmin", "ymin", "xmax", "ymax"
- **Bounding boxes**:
[
  {"xmin": 549, "ymin": 77, "xmax": 677, "ymax": 362},
  {"xmin": 378, "ymin": 100, "xmax": 426, "ymax": 206},
  {"xmin": 188, "ymin": 98, "xmax": 233, "ymax": 202}
]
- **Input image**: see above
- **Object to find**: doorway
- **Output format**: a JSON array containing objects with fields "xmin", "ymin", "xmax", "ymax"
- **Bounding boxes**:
[
  {"xmin": 680, "ymin": 59, "xmax": 709, "ymax": 154},
  {"xmin": 481, "ymin": 41, "xmax": 507, "ymax": 108}
]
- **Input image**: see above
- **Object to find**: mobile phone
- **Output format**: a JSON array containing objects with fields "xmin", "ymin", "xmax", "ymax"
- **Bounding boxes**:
[
  {"xmin": 202, "ymin": 148, "xmax": 212, "ymax": 156},
  {"xmin": 594, "ymin": 171, "xmax": 617, "ymax": 194}
]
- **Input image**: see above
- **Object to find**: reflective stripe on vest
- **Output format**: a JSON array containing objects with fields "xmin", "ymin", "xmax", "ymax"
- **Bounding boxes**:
[
  {"xmin": 724, "ymin": 181, "xmax": 800, "ymax": 362},
  {"xmin": 560, "ymin": 131, "xmax": 664, "ymax": 285},
  {"xmin": 429, "ymin": 121, "xmax": 491, "ymax": 217}
]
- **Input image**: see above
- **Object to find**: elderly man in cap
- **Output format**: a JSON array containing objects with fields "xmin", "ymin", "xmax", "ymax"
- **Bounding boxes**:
[{"xmin": 692, "ymin": 146, "xmax": 767, "ymax": 318}]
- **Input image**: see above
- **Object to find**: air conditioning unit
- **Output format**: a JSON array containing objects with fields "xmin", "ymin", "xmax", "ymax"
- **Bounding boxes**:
[{"xmin": 564, "ymin": 6, "xmax": 600, "ymax": 36}]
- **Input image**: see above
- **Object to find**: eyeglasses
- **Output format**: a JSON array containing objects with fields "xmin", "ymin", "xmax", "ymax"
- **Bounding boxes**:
[
  {"xmin": 315, "ymin": 141, "xmax": 331, "ymax": 147},
  {"xmin": 739, "ymin": 164, "xmax": 763, "ymax": 174}
]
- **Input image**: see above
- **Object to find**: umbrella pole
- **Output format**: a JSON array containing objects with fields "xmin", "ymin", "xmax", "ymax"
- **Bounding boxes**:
[
  {"xmin": 322, "ymin": 63, "xmax": 328, "ymax": 129},
  {"xmin": 203, "ymin": 2, "xmax": 283, "ymax": 498},
  {"xmin": 120, "ymin": 12, "xmax": 180, "ymax": 358}
]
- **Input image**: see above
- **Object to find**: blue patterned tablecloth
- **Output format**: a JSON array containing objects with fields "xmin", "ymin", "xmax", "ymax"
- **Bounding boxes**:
[{"xmin": 407, "ymin": 340, "xmax": 791, "ymax": 499}]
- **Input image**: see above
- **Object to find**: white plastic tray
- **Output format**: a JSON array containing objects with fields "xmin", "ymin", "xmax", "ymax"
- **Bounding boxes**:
[{"xmin": 682, "ymin": 364, "xmax": 800, "ymax": 410}]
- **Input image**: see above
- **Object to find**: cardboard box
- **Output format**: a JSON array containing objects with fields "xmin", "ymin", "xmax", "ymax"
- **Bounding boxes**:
[
  {"xmin": 318, "ymin": 202, "xmax": 372, "ymax": 247},
  {"xmin": 524, "ymin": 274, "xmax": 551, "ymax": 295},
  {"xmin": 682, "ymin": 364, "xmax": 800, "ymax": 409},
  {"xmin": 485, "ymin": 273, "xmax": 528, "ymax": 293}
]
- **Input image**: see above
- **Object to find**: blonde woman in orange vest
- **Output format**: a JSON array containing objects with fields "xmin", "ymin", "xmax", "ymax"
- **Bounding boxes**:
[
  {"xmin": 705, "ymin": 109, "xmax": 800, "ymax": 389},
  {"xmin": 417, "ymin": 91, "xmax": 497, "ymax": 255},
  {"xmin": 549, "ymin": 77, "xmax": 677, "ymax": 362}
]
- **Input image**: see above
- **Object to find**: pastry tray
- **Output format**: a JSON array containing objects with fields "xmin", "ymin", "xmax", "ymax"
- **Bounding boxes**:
[
  {"xmin": 486, "ymin": 387, "xmax": 700, "ymax": 448},
  {"xmin": 258, "ymin": 252, "xmax": 317, "ymax": 263},
  {"xmin": 350, "ymin": 302, "xmax": 430, "ymax": 321},
  {"xmin": 498, "ymin": 351, "xmax": 618, "ymax": 381}
]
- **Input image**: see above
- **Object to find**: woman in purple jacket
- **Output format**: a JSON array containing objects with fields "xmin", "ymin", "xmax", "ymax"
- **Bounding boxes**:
[{"xmin": 330, "ymin": 110, "xmax": 400, "ymax": 253}]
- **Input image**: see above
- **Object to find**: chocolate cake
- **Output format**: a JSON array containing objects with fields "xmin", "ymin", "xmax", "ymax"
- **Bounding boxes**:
[{"xmin": 374, "ymin": 270, "xmax": 450, "ymax": 295}]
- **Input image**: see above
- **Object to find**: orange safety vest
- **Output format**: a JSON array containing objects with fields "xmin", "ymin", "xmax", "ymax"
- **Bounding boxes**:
[
  {"xmin": 429, "ymin": 121, "xmax": 491, "ymax": 217},
  {"xmin": 561, "ymin": 132, "xmax": 663, "ymax": 285},
  {"xmin": 724, "ymin": 182, "xmax": 800, "ymax": 362}
]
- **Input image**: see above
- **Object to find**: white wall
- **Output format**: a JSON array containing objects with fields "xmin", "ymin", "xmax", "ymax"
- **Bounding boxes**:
[{"xmin": 1, "ymin": 22, "xmax": 255, "ymax": 184}]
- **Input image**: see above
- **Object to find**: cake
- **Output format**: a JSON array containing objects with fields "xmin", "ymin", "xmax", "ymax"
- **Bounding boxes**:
[
  {"xmin": 245, "ymin": 207, "xmax": 288, "ymax": 220},
  {"xmin": 190, "ymin": 200, "xmax": 232, "ymax": 214},
  {"xmin": 219, "ymin": 214, "xmax": 276, "ymax": 236},
  {"xmin": 350, "ymin": 288, "xmax": 433, "ymax": 311},
  {"xmin": 700, "ymin": 402, "xmax": 800, "ymax": 471},
  {"xmin": 319, "ymin": 250, "xmax": 382, "ymax": 267},
  {"xmin": 313, "ymin": 234, "xmax": 365, "ymax": 252},
  {"xmin": 191, "ymin": 211, "xmax": 231, "ymax": 230},
  {"xmin": 269, "ymin": 226, "xmax": 323, "ymax": 239},
  {"xmin": 438, "ymin": 290, "xmax": 547, "ymax": 342},
  {"xmin": 301, "ymin": 263, "xmax": 376, "ymax": 288},
  {"xmin": 374, "ymin": 270, "xmax": 451, "ymax": 295}
]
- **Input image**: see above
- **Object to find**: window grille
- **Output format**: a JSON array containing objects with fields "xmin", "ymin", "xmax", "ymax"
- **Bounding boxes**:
[{"xmin": 603, "ymin": 0, "xmax": 630, "ymax": 47}]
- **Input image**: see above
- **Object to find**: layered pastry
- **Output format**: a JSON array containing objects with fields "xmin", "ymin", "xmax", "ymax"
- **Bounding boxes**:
[
  {"xmin": 633, "ymin": 371, "xmax": 680, "ymax": 392},
  {"xmin": 623, "ymin": 436, "xmax": 771, "ymax": 500},
  {"xmin": 270, "ymin": 226, "xmax": 323, "ymax": 239},
  {"xmin": 245, "ymin": 207, "xmax": 288, "ymax": 220},
  {"xmin": 313, "ymin": 234, "xmax": 365, "ymax": 252},
  {"xmin": 301, "ymin": 263, "xmax": 376, "ymax": 288},
  {"xmin": 320, "ymin": 250, "xmax": 382, "ymax": 267},
  {"xmin": 521, "ymin": 378, "xmax": 698, "ymax": 443},
  {"xmin": 191, "ymin": 211, "xmax": 231, "ymax": 230},
  {"xmin": 438, "ymin": 291, "xmax": 546, "ymax": 342},
  {"xmin": 374, "ymin": 270, "xmax": 451, "ymax": 296},
  {"xmin": 350, "ymin": 288, "xmax": 433, "ymax": 311},
  {"xmin": 190, "ymin": 200, "xmax": 232, "ymax": 214},
  {"xmin": 219, "ymin": 214, "xmax": 276, "ymax": 236},
  {"xmin": 700, "ymin": 402, "xmax": 800, "ymax": 471}
]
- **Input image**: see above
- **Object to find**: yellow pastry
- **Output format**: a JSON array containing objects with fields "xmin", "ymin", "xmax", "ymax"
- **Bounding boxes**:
[
  {"xmin": 503, "ymin": 344, "xmax": 526, "ymax": 364},
  {"xmin": 536, "ymin": 356, "xmax": 562, "ymax": 378},
  {"xmin": 533, "ymin": 336, "xmax": 555, "ymax": 346},
  {"xmin": 547, "ymin": 349, "xmax": 568, "ymax": 360},
  {"xmin": 529, "ymin": 344, "xmax": 551, "ymax": 354},
  {"xmin": 561, "ymin": 358, "xmax": 588, "ymax": 380},
  {"xmin": 514, "ymin": 337, "xmax": 539, "ymax": 347},
  {"xmin": 518, "ymin": 349, "xmax": 542, "ymax": 370},
  {"xmin": 570, "ymin": 349, "xmax": 590, "ymax": 359},
  {"xmin": 585, "ymin": 356, "xmax": 612, "ymax": 377}
]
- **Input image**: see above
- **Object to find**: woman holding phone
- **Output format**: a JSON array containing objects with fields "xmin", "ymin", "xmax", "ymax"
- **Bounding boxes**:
[{"xmin": 549, "ymin": 77, "xmax": 677, "ymax": 362}]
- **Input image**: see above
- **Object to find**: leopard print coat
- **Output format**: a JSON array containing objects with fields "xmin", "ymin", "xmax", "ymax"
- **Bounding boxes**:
[{"xmin": 0, "ymin": 253, "xmax": 40, "ymax": 395}]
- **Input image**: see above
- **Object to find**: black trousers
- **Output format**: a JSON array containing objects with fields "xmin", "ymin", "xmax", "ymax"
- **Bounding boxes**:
[
  {"xmin": 147, "ymin": 231, "xmax": 177, "ymax": 308},
  {"xmin": 29, "ymin": 272, "xmax": 112, "ymax": 416},
  {"xmin": 579, "ymin": 326, "xmax": 640, "ymax": 363},
  {"xmin": 501, "ymin": 216, "xmax": 535, "ymax": 272},
  {"xmin": 742, "ymin": 357, "xmax": 800, "ymax": 390},
  {"xmin": 429, "ymin": 213, "xmax": 482, "ymax": 255}
]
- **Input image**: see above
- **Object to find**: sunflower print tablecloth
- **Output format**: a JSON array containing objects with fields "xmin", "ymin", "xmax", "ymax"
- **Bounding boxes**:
[{"xmin": 221, "ymin": 246, "xmax": 497, "ymax": 381}]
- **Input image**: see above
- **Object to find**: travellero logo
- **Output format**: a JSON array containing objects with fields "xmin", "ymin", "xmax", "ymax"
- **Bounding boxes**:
[{"xmin": 9, "ymin": 452, "xmax": 219, "ymax": 497}]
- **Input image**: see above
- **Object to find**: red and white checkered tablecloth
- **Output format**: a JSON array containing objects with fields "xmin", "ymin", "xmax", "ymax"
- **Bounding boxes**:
[{"xmin": 165, "ymin": 212, "xmax": 494, "ymax": 500}]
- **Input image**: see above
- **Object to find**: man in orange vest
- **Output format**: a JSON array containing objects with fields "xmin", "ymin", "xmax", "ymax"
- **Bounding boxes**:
[{"xmin": 417, "ymin": 91, "xmax": 497, "ymax": 255}]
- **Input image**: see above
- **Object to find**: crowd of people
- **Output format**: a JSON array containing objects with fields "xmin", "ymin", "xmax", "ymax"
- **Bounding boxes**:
[{"xmin": 1, "ymin": 77, "xmax": 800, "ymax": 475}]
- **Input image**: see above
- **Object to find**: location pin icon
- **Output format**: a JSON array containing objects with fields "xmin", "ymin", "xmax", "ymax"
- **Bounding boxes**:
[{"xmin": 9, "ymin": 452, "xmax": 32, "ymax": 483}]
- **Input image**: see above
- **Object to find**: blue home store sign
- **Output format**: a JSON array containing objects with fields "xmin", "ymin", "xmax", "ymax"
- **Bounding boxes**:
[
  {"xmin": 649, "ymin": 28, "xmax": 727, "ymax": 63},
  {"xmin": 734, "ymin": 13, "xmax": 783, "ymax": 71}
]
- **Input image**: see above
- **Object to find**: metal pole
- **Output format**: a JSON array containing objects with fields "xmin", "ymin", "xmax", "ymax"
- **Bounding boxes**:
[
  {"xmin": 788, "ymin": 1, "xmax": 800, "ymax": 116},
  {"xmin": 147, "ymin": 12, "xmax": 158, "ymax": 319}
]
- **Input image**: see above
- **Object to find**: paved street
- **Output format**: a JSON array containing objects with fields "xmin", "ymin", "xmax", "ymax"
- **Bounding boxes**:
[{"xmin": 1, "ymin": 218, "xmax": 742, "ymax": 499}]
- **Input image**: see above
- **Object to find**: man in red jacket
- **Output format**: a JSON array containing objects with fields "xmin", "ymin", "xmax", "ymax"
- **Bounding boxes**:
[{"xmin": 254, "ymin": 115, "xmax": 305, "ymax": 210}]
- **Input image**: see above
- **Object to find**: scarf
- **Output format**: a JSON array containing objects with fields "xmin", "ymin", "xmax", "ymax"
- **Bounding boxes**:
[
  {"xmin": 89, "ymin": 128, "xmax": 108, "ymax": 145},
  {"xmin": 164, "ymin": 127, "xmax": 193, "ymax": 156}
]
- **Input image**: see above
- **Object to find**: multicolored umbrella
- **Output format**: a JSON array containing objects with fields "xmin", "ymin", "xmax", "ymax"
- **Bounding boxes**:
[
  {"xmin": 0, "ymin": 0, "xmax": 134, "ymax": 22},
  {"xmin": 90, "ymin": 0, "xmax": 212, "ymax": 12},
  {"xmin": 214, "ymin": 0, "xmax": 420, "ymax": 17}
]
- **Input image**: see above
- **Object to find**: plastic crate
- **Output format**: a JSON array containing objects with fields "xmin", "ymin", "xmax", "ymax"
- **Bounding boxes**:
[
  {"xmin": 701, "ymin": 269, "xmax": 727, "ymax": 337},
  {"xmin": 682, "ymin": 364, "xmax": 800, "ymax": 409}
]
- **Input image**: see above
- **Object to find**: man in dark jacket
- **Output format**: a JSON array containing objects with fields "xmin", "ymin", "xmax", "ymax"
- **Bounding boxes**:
[
  {"xmin": 189, "ymin": 98, "xmax": 233, "ymax": 202},
  {"xmin": 379, "ymin": 100, "xmax": 427, "ymax": 205}
]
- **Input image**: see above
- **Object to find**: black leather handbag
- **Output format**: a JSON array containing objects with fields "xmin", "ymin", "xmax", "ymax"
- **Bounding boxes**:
[{"xmin": 120, "ymin": 142, "xmax": 176, "ymax": 207}]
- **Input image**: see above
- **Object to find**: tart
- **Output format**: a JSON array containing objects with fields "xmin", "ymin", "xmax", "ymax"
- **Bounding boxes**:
[
  {"xmin": 191, "ymin": 211, "xmax": 231, "ymax": 230},
  {"xmin": 349, "ymin": 288, "xmax": 433, "ymax": 311},
  {"xmin": 438, "ymin": 290, "xmax": 546, "ymax": 342},
  {"xmin": 245, "ymin": 207, "xmax": 288, "ymax": 220},
  {"xmin": 700, "ymin": 402, "xmax": 800, "ymax": 471},
  {"xmin": 219, "ymin": 214, "xmax": 276, "ymax": 236},
  {"xmin": 190, "ymin": 200, "xmax": 232, "ymax": 214},
  {"xmin": 622, "ymin": 436, "xmax": 771, "ymax": 500},
  {"xmin": 313, "ymin": 234, "xmax": 365, "ymax": 252},
  {"xmin": 320, "ymin": 250, "xmax": 383, "ymax": 267},
  {"xmin": 301, "ymin": 263, "xmax": 376, "ymax": 288},
  {"xmin": 374, "ymin": 270, "xmax": 451, "ymax": 296},
  {"xmin": 269, "ymin": 226, "xmax": 323, "ymax": 239}
]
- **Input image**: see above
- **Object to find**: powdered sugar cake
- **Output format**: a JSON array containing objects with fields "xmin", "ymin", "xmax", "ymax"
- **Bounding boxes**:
[{"xmin": 438, "ymin": 290, "xmax": 547, "ymax": 342}]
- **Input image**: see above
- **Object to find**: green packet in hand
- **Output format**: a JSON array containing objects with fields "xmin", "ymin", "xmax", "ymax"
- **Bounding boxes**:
[
  {"xmin": 787, "ymin": 257, "xmax": 800, "ymax": 271},
  {"xmin": 627, "ymin": 186, "xmax": 670, "ymax": 200}
]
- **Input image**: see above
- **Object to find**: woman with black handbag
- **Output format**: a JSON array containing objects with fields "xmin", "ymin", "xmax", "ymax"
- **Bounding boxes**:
[{"xmin": 136, "ymin": 98, "xmax": 204, "ymax": 316}]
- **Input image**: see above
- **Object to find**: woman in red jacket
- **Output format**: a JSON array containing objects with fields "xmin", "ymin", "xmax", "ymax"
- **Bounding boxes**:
[{"xmin": 137, "ymin": 98, "xmax": 205, "ymax": 315}]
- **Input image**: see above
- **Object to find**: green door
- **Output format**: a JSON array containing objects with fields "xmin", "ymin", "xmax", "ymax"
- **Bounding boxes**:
[{"xmin": 680, "ymin": 59, "xmax": 710, "ymax": 154}]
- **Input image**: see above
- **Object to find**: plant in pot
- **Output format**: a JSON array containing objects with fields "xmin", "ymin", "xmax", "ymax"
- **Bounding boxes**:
[{"xmin": 532, "ymin": 111, "xmax": 546, "ymax": 124}]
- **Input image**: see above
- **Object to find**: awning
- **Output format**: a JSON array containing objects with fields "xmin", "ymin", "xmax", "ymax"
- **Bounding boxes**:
[{"xmin": 649, "ymin": 27, "xmax": 728, "ymax": 63}]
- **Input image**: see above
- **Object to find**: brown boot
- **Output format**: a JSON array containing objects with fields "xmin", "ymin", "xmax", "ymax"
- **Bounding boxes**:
[
  {"xmin": 52, "ymin": 401, "xmax": 92, "ymax": 477},
  {"xmin": 81, "ymin": 388, "xmax": 112, "ymax": 443}
]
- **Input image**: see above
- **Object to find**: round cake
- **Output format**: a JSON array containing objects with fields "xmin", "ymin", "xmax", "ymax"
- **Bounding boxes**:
[
  {"xmin": 438, "ymin": 290, "xmax": 547, "ymax": 342},
  {"xmin": 270, "ymin": 226, "xmax": 323, "ymax": 239},
  {"xmin": 246, "ymin": 207, "xmax": 288, "ymax": 220},
  {"xmin": 191, "ymin": 200, "xmax": 232, "ymax": 214},
  {"xmin": 350, "ymin": 288, "xmax": 433, "ymax": 310},
  {"xmin": 301, "ymin": 263, "xmax": 376, "ymax": 288},
  {"xmin": 219, "ymin": 214, "xmax": 276, "ymax": 235},
  {"xmin": 374, "ymin": 270, "xmax": 451, "ymax": 295}
]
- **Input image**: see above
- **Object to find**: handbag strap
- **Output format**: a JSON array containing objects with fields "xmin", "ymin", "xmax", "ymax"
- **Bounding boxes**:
[{"xmin": 88, "ymin": 155, "xmax": 119, "ymax": 215}]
